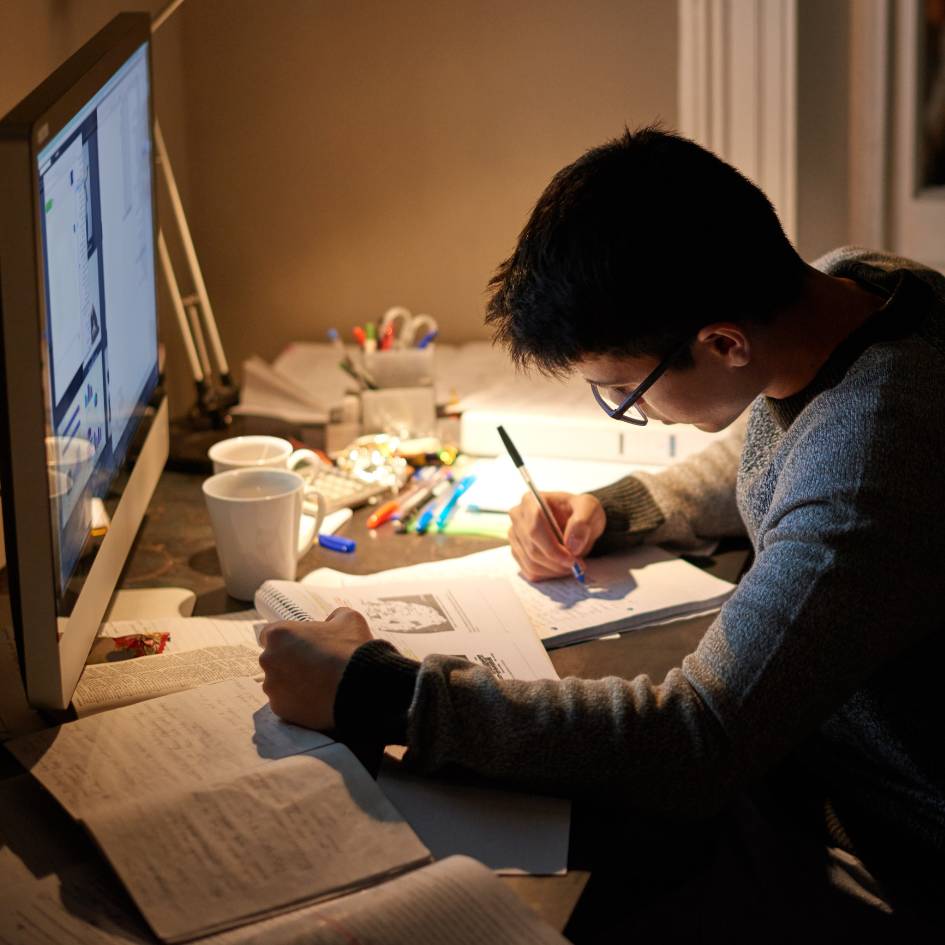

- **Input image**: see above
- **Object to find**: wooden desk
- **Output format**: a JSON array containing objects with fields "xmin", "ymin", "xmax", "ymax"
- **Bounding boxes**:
[{"xmin": 2, "ymin": 469, "xmax": 748, "ymax": 936}]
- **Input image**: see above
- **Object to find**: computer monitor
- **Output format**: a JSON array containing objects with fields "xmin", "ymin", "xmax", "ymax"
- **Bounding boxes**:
[{"xmin": 0, "ymin": 14, "xmax": 168, "ymax": 710}]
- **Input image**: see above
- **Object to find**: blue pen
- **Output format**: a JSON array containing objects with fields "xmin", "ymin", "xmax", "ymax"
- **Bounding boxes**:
[
  {"xmin": 318, "ymin": 533, "xmax": 356, "ymax": 553},
  {"xmin": 436, "ymin": 474, "xmax": 476, "ymax": 531},
  {"xmin": 417, "ymin": 329, "xmax": 438, "ymax": 349}
]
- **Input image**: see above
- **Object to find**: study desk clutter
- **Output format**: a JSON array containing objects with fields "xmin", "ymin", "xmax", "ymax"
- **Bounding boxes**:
[{"xmin": 0, "ymin": 468, "xmax": 749, "ymax": 939}]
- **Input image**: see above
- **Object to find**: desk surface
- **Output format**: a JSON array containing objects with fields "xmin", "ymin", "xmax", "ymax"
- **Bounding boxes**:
[
  {"xmin": 1, "ymin": 469, "xmax": 747, "ymax": 936},
  {"xmin": 113, "ymin": 470, "xmax": 748, "ymax": 932}
]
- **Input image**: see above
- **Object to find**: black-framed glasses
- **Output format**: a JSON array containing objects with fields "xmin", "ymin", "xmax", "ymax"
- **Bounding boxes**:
[{"xmin": 590, "ymin": 337, "xmax": 693, "ymax": 425}]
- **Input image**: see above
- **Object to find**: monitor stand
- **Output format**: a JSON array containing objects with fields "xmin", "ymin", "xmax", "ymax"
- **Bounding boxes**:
[{"xmin": 103, "ymin": 587, "xmax": 197, "ymax": 621}]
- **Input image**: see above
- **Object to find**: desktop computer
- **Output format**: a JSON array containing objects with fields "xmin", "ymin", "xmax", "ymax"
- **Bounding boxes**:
[{"xmin": 0, "ymin": 14, "xmax": 175, "ymax": 711}]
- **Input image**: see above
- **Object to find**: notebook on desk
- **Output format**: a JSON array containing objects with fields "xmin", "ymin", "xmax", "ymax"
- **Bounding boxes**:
[
  {"xmin": 3, "ymin": 679, "xmax": 570, "ymax": 944},
  {"xmin": 296, "ymin": 545, "xmax": 736, "ymax": 649}
]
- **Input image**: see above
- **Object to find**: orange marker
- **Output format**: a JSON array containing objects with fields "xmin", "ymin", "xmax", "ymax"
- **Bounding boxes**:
[{"xmin": 366, "ymin": 499, "xmax": 399, "ymax": 529}]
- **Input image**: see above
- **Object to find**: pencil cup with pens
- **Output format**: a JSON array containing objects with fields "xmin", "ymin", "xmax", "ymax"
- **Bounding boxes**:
[{"xmin": 336, "ymin": 307, "xmax": 438, "ymax": 440}]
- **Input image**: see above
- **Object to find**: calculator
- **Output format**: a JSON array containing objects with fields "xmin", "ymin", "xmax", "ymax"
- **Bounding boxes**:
[{"xmin": 301, "ymin": 464, "xmax": 391, "ymax": 514}]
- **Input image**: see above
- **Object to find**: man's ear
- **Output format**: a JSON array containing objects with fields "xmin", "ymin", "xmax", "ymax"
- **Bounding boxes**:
[{"xmin": 695, "ymin": 323, "xmax": 751, "ymax": 367}]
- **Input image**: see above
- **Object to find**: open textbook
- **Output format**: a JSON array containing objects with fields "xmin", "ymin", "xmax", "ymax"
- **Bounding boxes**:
[
  {"xmin": 5, "ymin": 677, "xmax": 433, "ymax": 943},
  {"xmin": 0, "ymin": 852, "xmax": 570, "ymax": 945},
  {"xmin": 256, "ymin": 577, "xmax": 559, "ymax": 680},
  {"xmin": 256, "ymin": 576, "xmax": 572, "ymax": 876},
  {"xmin": 296, "ymin": 544, "xmax": 736, "ymax": 648},
  {"xmin": 71, "ymin": 614, "xmax": 265, "ymax": 717}
]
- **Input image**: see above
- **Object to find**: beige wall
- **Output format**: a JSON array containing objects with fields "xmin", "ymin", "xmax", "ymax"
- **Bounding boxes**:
[
  {"xmin": 2, "ymin": 0, "xmax": 677, "ymax": 416},
  {"xmin": 175, "ymin": 0, "xmax": 676, "ymax": 410}
]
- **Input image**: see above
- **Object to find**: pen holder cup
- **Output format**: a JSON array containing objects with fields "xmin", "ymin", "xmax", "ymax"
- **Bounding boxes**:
[
  {"xmin": 360, "ymin": 387, "xmax": 437, "ymax": 439},
  {"xmin": 363, "ymin": 347, "xmax": 434, "ymax": 390}
]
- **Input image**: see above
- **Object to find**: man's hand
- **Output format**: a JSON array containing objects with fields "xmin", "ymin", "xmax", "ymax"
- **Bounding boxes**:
[
  {"xmin": 508, "ymin": 491, "xmax": 606, "ymax": 581},
  {"xmin": 258, "ymin": 607, "xmax": 372, "ymax": 730}
]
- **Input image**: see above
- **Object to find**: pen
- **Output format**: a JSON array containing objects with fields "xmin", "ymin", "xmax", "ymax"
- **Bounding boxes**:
[
  {"xmin": 496, "ymin": 425, "xmax": 586, "ymax": 586},
  {"xmin": 436, "ymin": 474, "xmax": 476, "ymax": 531},
  {"xmin": 327, "ymin": 328, "xmax": 346, "ymax": 359},
  {"xmin": 417, "ymin": 329, "xmax": 438, "ymax": 349},
  {"xmin": 318, "ymin": 533, "xmax": 356, "ymax": 553},
  {"xmin": 338, "ymin": 359, "xmax": 378, "ymax": 390},
  {"xmin": 364, "ymin": 322, "xmax": 377, "ymax": 354},
  {"xmin": 397, "ymin": 475, "xmax": 453, "ymax": 533}
]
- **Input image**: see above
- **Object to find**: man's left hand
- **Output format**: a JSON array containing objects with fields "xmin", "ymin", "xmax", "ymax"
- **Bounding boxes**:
[{"xmin": 258, "ymin": 607, "xmax": 372, "ymax": 730}]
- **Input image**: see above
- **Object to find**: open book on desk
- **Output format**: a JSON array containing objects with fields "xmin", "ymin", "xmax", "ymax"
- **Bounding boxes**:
[
  {"xmin": 0, "ymin": 852, "xmax": 571, "ymax": 945},
  {"xmin": 5, "ymin": 677, "xmax": 433, "ymax": 943},
  {"xmin": 255, "ymin": 576, "xmax": 572, "ymax": 877},
  {"xmin": 71, "ymin": 614, "xmax": 266, "ymax": 717},
  {"xmin": 298, "ymin": 544, "xmax": 736, "ymax": 649}
]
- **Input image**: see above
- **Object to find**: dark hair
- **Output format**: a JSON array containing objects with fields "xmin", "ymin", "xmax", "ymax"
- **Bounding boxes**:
[{"xmin": 486, "ymin": 125, "xmax": 806, "ymax": 374}]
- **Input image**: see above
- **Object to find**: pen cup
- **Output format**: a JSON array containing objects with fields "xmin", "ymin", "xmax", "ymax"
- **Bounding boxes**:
[
  {"xmin": 360, "ymin": 387, "xmax": 437, "ymax": 439},
  {"xmin": 363, "ymin": 347, "xmax": 434, "ymax": 389}
]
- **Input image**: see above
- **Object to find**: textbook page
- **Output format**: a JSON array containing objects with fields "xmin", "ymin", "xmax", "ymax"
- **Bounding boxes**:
[
  {"xmin": 302, "ymin": 544, "xmax": 735, "ymax": 647},
  {"xmin": 6, "ymin": 677, "xmax": 431, "ymax": 943},
  {"xmin": 73, "ymin": 616, "xmax": 265, "ymax": 716},
  {"xmin": 0, "ymin": 855, "xmax": 570, "ymax": 945},
  {"xmin": 257, "ymin": 578, "xmax": 558, "ymax": 681}
]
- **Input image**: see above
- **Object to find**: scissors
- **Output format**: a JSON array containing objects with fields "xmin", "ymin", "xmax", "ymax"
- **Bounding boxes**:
[{"xmin": 378, "ymin": 306, "xmax": 439, "ymax": 348}]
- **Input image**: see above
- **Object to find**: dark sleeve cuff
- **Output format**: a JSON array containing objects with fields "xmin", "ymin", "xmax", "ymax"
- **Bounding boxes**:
[
  {"xmin": 333, "ymin": 639, "xmax": 420, "ymax": 746},
  {"xmin": 588, "ymin": 475, "xmax": 665, "ymax": 554}
]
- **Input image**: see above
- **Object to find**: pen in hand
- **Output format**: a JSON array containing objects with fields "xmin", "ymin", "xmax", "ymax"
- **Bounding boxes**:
[{"xmin": 496, "ymin": 425, "xmax": 587, "ymax": 586}]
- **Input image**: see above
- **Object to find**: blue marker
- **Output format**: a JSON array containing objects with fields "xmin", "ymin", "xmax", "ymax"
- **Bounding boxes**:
[
  {"xmin": 318, "ymin": 533, "xmax": 356, "ymax": 553},
  {"xmin": 436, "ymin": 474, "xmax": 476, "ymax": 531},
  {"xmin": 417, "ymin": 329, "xmax": 438, "ymax": 349}
]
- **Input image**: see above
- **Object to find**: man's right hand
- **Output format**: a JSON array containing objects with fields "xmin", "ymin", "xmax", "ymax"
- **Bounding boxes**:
[{"xmin": 508, "ymin": 491, "xmax": 606, "ymax": 582}]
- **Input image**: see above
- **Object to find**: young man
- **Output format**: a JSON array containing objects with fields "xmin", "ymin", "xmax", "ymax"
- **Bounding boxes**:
[{"xmin": 259, "ymin": 128, "xmax": 945, "ymax": 937}]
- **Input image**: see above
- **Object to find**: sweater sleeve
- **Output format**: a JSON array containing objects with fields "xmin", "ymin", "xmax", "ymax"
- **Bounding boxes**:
[
  {"xmin": 589, "ymin": 413, "xmax": 748, "ymax": 553},
  {"xmin": 401, "ymin": 372, "xmax": 945, "ymax": 818}
]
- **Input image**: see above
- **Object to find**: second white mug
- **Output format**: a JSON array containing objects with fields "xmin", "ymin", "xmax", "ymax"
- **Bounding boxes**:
[{"xmin": 208, "ymin": 435, "xmax": 321, "ymax": 476}]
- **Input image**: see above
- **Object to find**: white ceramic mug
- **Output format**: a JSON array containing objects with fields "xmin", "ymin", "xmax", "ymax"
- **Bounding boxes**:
[
  {"xmin": 208, "ymin": 435, "xmax": 322, "ymax": 476},
  {"xmin": 202, "ymin": 468, "xmax": 326, "ymax": 601}
]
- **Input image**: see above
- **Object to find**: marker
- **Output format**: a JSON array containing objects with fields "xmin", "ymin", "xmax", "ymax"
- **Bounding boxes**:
[
  {"xmin": 380, "ymin": 323, "xmax": 395, "ymax": 351},
  {"xmin": 364, "ymin": 322, "xmax": 377, "ymax": 354},
  {"xmin": 417, "ymin": 329, "xmax": 438, "ymax": 349},
  {"xmin": 435, "ymin": 474, "xmax": 476, "ymax": 531},
  {"xmin": 318, "ymin": 533, "xmax": 356, "ymax": 553},
  {"xmin": 497, "ymin": 425, "xmax": 586, "ymax": 586},
  {"xmin": 353, "ymin": 326, "xmax": 367, "ymax": 349},
  {"xmin": 395, "ymin": 474, "xmax": 453, "ymax": 533},
  {"xmin": 366, "ymin": 498, "xmax": 400, "ymax": 529}
]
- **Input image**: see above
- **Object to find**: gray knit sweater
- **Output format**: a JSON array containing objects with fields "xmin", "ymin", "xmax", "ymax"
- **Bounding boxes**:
[{"xmin": 339, "ymin": 248, "xmax": 945, "ymax": 870}]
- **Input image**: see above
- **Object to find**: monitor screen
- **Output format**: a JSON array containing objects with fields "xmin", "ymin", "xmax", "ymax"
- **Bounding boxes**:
[{"xmin": 35, "ymin": 42, "xmax": 159, "ymax": 597}]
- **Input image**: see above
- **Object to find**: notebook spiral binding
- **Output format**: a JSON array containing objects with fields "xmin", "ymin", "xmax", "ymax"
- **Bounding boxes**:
[{"xmin": 260, "ymin": 585, "xmax": 315, "ymax": 622}]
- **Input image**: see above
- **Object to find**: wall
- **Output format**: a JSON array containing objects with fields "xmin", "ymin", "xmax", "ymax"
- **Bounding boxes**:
[{"xmin": 175, "ymin": 0, "xmax": 677, "ymax": 409}]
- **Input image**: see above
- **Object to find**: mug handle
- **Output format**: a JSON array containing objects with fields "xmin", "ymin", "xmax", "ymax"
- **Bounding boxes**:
[
  {"xmin": 287, "ymin": 448, "xmax": 325, "ymax": 478},
  {"xmin": 297, "ymin": 489, "xmax": 325, "ymax": 559}
]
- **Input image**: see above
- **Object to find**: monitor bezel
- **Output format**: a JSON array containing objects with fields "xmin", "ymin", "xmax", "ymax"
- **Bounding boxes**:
[{"xmin": 0, "ymin": 13, "xmax": 167, "ymax": 710}]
